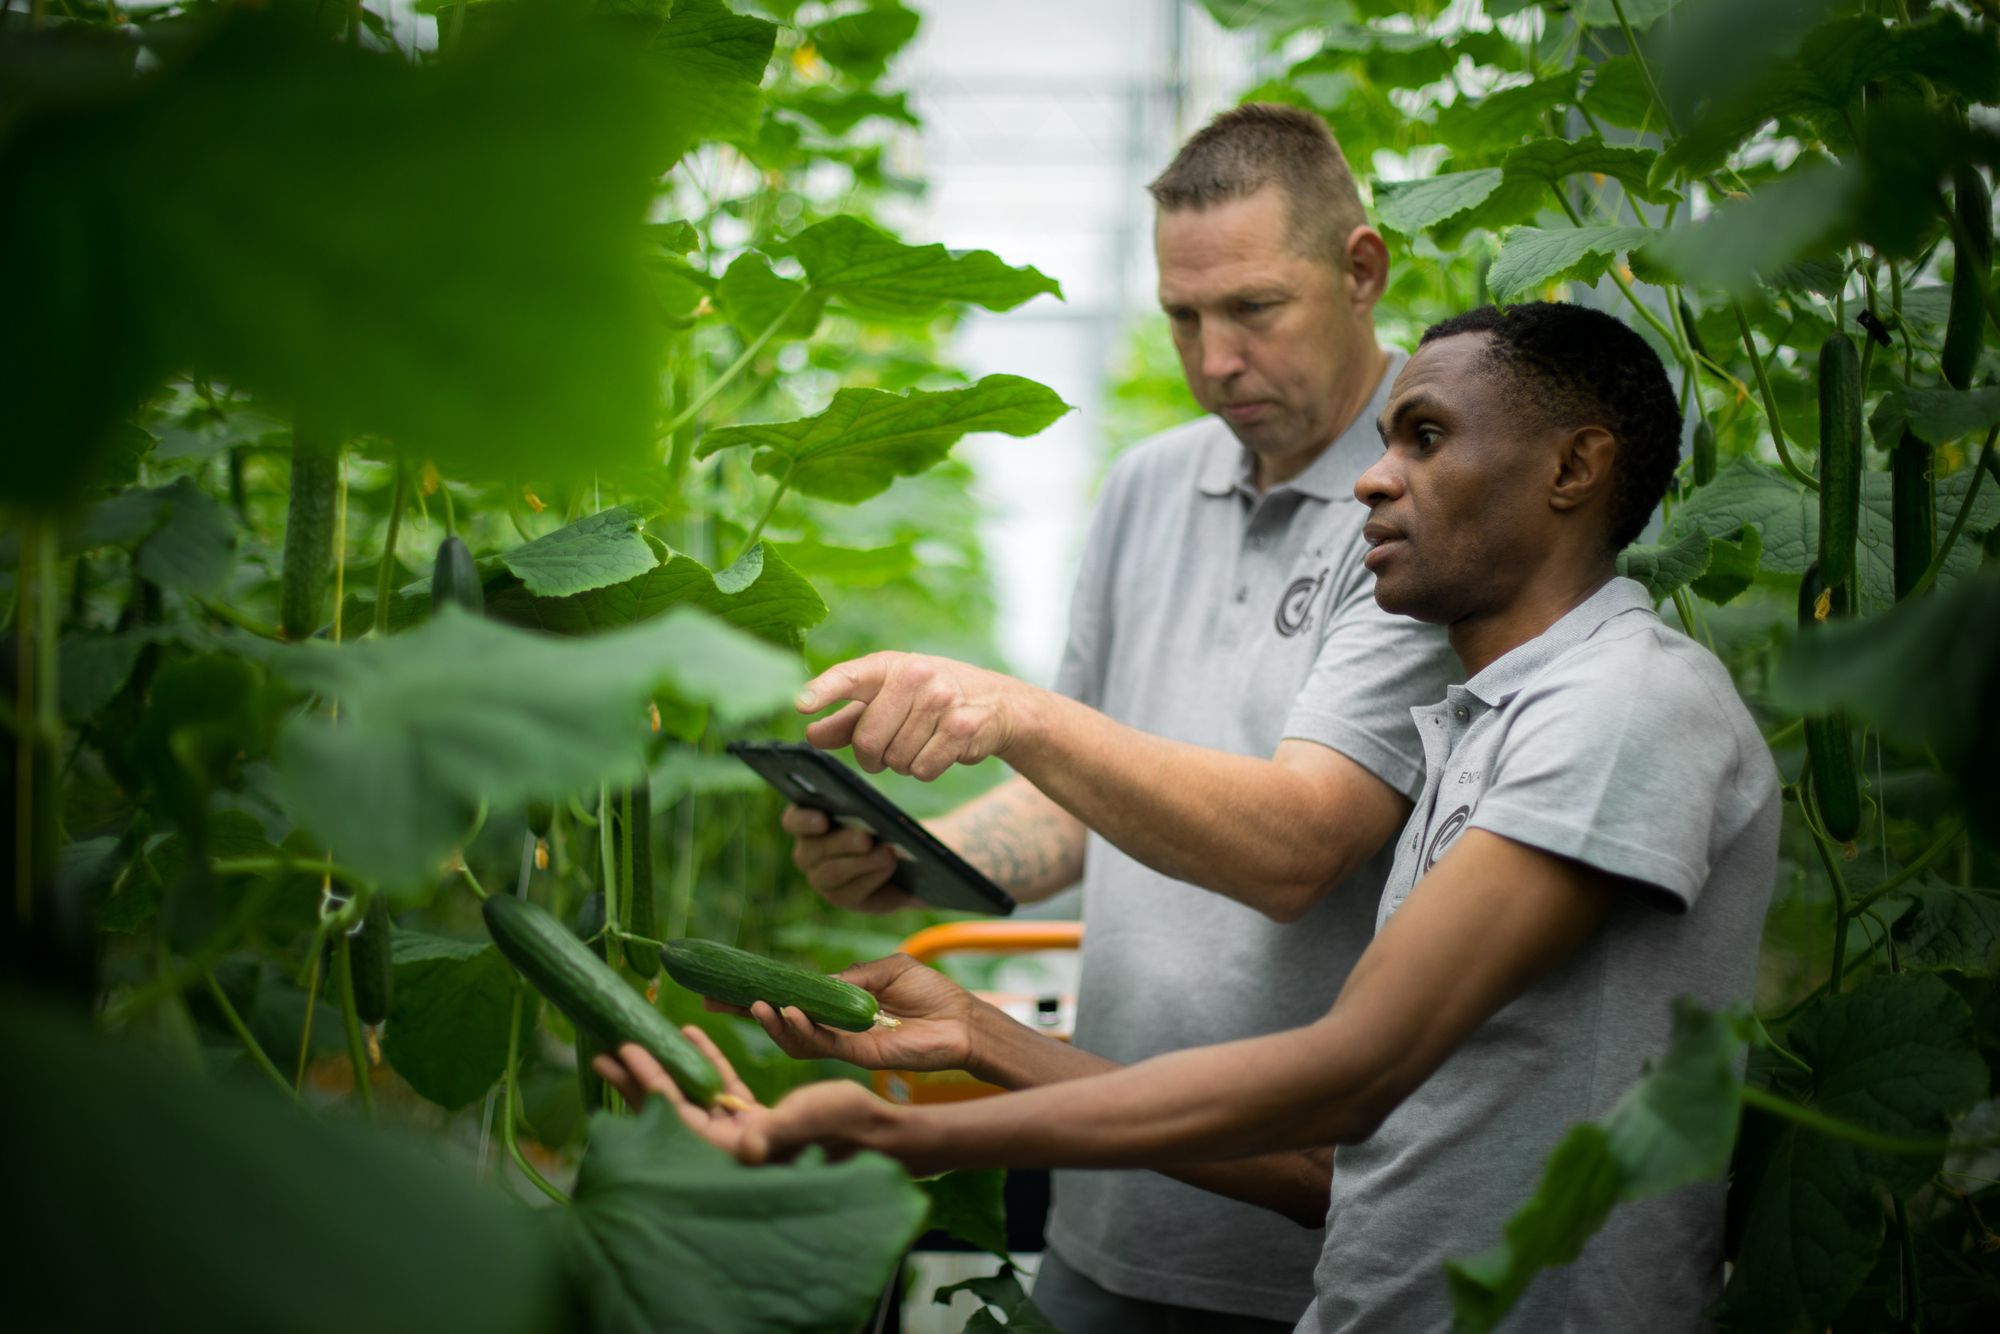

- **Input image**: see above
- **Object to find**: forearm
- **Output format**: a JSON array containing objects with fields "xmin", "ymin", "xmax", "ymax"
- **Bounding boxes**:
[
  {"xmin": 927, "ymin": 775, "xmax": 1085, "ymax": 903},
  {"xmin": 875, "ymin": 1019, "xmax": 1382, "ymax": 1178},
  {"xmin": 962, "ymin": 1000, "xmax": 1332, "ymax": 1226},
  {"xmin": 1000, "ymin": 689, "xmax": 1379, "ymax": 920}
]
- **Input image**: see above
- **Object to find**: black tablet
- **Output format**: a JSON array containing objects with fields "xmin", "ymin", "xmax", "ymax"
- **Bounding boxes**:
[{"xmin": 727, "ymin": 741, "xmax": 1016, "ymax": 916}]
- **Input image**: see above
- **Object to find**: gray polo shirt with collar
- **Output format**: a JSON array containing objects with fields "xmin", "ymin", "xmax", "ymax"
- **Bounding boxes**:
[
  {"xmin": 1301, "ymin": 577, "xmax": 1781, "ymax": 1334},
  {"xmin": 1044, "ymin": 350, "xmax": 1460, "ymax": 1323}
]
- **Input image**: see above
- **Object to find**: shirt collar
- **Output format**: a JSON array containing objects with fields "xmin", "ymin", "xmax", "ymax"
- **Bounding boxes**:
[
  {"xmin": 1194, "ymin": 349, "xmax": 1408, "ymax": 503},
  {"xmin": 1460, "ymin": 576, "xmax": 1655, "ymax": 708}
]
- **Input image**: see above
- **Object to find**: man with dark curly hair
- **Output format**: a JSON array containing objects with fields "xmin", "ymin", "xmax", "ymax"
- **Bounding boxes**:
[{"xmin": 605, "ymin": 300, "xmax": 1781, "ymax": 1332}]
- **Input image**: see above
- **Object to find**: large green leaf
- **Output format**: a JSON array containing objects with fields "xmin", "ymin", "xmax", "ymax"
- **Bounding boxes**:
[
  {"xmin": 1615, "ymin": 526, "xmax": 1714, "ymax": 602},
  {"xmin": 273, "ymin": 607, "xmax": 800, "ymax": 895},
  {"xmin": 933, "ymin": 1264, "xmax": 1061, "ymax": 1334},
  {"xmin": 776, "ymin": 88, "xmax": 920, "ymax": 136},
  {"xmin": 1446, "ymin": 1002, "xmax": 1751, "ymax": 1332},
  {"xmin": 0, "ymin": 9, "xmax": 675, "ymax": 508},
  {"xmin": 1643, "ymin": 162, "xmax": 1858, "ymax": 297},
  {"xmin": 487, "ymin": 542, "xmax": 828, "ymax": 648},
  {"xmin": 1869, "ymin": 384, "xmax": 2000, "ymax": 448},
  {"xmin": 715, "ymin": 252, "xmax": 826, "ymax": 344},
  {"xmin": 696, "ymin": 375, "xmax": 1074, "ymax": 504},
  {"xmin": 1580, "ymin": 56, "xmax": 1661, "ymax": 131},
  {"xmin": 1434, "ymin": 73, "xmax": 1577, "ymax": 157},
  {"xmin": 1373, "ymin": 169, "xmax": 1507, "ymax": 236},
  {"xmin": 382, "ymin": 931, "xmax": 523, "ymax": 1111},
  {"xmin": 1661, "ymin": 11, "xmax": 2000, "ymax": 180},
  {"xmin": 500, "ymin": 506, "xmax": 658, "ymax": 599},
  {"xmin": 920, "ymin": 1170, "xmax": 1009, "ymax": 1258},
  {"xmin": 809, "ymin": 0, "xmax": 921, "ymax": 82},
  {"xmin": 636, "ymin": 0, "xmax": 778, "ymax": 166},
  {"xmin": 2, "ymin": 996, "xmax": 565, "ymax": 1334},
  {"xmin": 1500, "ymin": 137, "xmax": 1679, "ymax": 207},
  {"xmin": 1486, "ymin": 225, "xmax": 1655, "ymax": 302},
  {"xmin": 1718, "ymin": 975, "xmax": 1989, "ymax": 1329},
  {"xmin": 1890, "ymin": 879, "xmax": 2000, "ymax": 976},
  {"xmin": 560, "ymin": 1100, "xmax": 928, "ymax": 1334},
  {"xmin": 790, "ymin": 216, "xmax": 1064, "ymax": 319}
]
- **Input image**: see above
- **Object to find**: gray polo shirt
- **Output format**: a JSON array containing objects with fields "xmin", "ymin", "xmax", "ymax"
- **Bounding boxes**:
[
  {"xmin": 1046, "ymin": 351, "xmax": 1459, "ymax": 1323},
  {"xmin": 1302, "ymin": 577, "xmax": 1780, "ymax": 1334}
]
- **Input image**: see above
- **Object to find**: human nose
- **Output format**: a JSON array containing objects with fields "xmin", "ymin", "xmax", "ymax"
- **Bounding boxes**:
[
  {"xmin": 1354, "ymin": 450, "xmax": 1402, "ymax": 506},
  {"xmin": 1198, "ymin": 325, "xmax": 1247, "ymax": 383}
]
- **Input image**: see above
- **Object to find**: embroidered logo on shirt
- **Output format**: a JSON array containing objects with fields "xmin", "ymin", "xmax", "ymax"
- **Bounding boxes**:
[
  {"xmin": 1426, "ymin": 805, "xmax": 1470, "ymax": 870},
  {"xmin": 1274, "ymin": 568, "xmax": 1329, "ymax": 637}
]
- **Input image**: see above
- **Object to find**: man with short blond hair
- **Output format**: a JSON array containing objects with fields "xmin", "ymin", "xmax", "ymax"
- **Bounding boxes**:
[{"xmin": 779, "ymin": 103, "xmax": 1456, "ymax": 1331}]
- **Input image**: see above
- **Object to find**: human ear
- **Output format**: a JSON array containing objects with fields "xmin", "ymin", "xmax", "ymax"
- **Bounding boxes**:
[
  {"xmin": 1548, "ymin": 425, "xmax": 1618, "ymax": 516},
  {"xmin": 1342, "ymin": 226, "xmax": 1390, "ymax": 308}
]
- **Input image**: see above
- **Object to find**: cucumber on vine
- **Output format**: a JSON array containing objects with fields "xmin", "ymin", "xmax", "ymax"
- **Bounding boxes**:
[
  {"xmin": 1798, "ymin": 565, "xmax": 1862, "ymax": 843},
  {"xmin": 660, "ymin": 938, "xmax": 891, "ymax": 1034},
  {"xmin": 1942, "ymin": 163, "xmax": 1992, "ymax": 393},
  {"xmin": 482, "ymin": 894, "xmax": 722, "ymax": 1107},
  {"xmin": 279, "ymin": 427, "xmax": 339, "ymax": 641},
  {"xmin": 431, "ymin": 535, "xmax": 483, "ymax": 615},
  {"xmin": 571, "ymin": 892, "xmax": 609, "ymax": 1114},
  {"xmin": 1691, "ymin": 420, "xmax": 1716, "ymax": 489},
  {"xmin": 1815, "ymin": 334, "xmax": 1862, "ymax": 595},
  {"xmin": 350, "ymin": 893, "xmax": 394, "ymax": 1028},
  {"xmin": 1890, "ymin": 430, "xmax": 1934, "ymax": 601}
]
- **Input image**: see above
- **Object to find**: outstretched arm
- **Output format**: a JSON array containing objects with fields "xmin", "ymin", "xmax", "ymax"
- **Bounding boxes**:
[
  {"xmin": 741, "ymin": 829, "xmax": 1617, "ymax": 1175},
  {"xmin": 799, "ymin": 654, "xmax": 1408, "ymax": 922}
]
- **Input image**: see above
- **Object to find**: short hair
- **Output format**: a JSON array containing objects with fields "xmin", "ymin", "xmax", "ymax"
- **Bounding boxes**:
[
  {"xmin": 1148, "ymin": 103, "xmax": 1368, "ymax": 266},
  {"xmin": 1419, "ymin": 303, "xmax": 1682, "ymax": 551}
]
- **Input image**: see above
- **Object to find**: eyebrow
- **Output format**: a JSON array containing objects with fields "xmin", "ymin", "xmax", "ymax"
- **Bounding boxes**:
[
  {"xmin": 1377, "ymin": 391, "xmax": 1449, "ymax": 442},
  {"xmin": 1158, "ymin": 286, "xmax": 1293, "ymax": 310}
]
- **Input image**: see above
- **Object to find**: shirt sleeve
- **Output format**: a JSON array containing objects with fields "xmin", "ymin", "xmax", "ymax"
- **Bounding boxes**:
[
  {"xmin": 1466, "ymin": 643, "xmax": 1751, "ymax": 912},
  {"xmin": 1049, "ymin": 455, "xmax": 1134, "ymax": 708},
  {"xmin": 1281, "ymin": 543, "xmax": 1459, "ymax": 803}
]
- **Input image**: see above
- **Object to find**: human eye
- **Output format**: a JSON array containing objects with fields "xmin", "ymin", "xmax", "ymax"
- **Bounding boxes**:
[{"xmin": 1415, "ymin": 424, "xmax": 1444, "ymax": 451}]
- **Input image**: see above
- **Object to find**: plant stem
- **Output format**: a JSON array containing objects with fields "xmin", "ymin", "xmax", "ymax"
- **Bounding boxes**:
[
  {"xmin": 373, "ymin": 458, "xmax": 408, "ymax": 637},
  {"xmin": 1906, "ymin": 424, "xmax": 1999, "ymax": 598},
  {"xmin": 1608, "ymin": 0, "xmax": 1675, "ymax": 136},
  {"xmin": 460, "ymin": 859, "xmax": 488, "ymax": 902},
  {"xmin": 600, "ymin": 782, "xmax": 623, "ymax": 970},
  {"xmin": 658, "ymin": 288, "xmax": 809, "ymax": 440},
  {"xmin": 1812, "ymin": 827, "xmax": 1853, "ymax": 992},
  {"xmin": 735, "ymin": 462, "xmax": 794, "ymax": 563},
  {"xmin": 1848, "ymin": 821, "xmax": 1965, "ymax": 917},
  {"xmin": 1895, "ymin": 1194, "xmax": 1924, "ymax": 1331},
  {"xmin": 294, "ymin": 943, "xmax": 322, "ymax": 1091},
  {"xmin": 336, "ymin": 936, "xmax": 376, "ymax": 1119},
  {"xmin": 504, "ymin": 986, "xmax": 569, "ymax": 1205},
  {"xmin": 1741, "ymin": 1084, "xmax": 1988, "ymax": 1156},
  {"xmin": 205, "ymin": 971, "xmax": 298, "ymax": 1101},
  {"xmin": 1733, "ymin": 302, "xmax": 1820, "ymax": 491},
  {"xmin": 102, "ymin": 877, "xmax": 280, "ymax": 1027},
  {"xmin": 196, "ymin": 597, "xmax": 283, "ymax": 641}
]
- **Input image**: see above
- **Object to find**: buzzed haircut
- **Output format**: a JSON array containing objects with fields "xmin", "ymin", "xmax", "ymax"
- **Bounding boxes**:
[
  {"xmin": 1420, "ymin": 303, "xmax": 1682, "ymax": 552},
  {"xmin": 1148, "ymin": 103, "xmax": 1368, "ymax": 267}
]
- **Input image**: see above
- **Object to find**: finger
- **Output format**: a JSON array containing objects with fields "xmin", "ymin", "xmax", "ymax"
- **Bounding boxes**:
[
  {"xmin": 593, "ymin": 1052, "xmax": 646, "ymax": 1111},
  {"xmin": 845, "ymin": 688, "xmax": 916, "ymax": 775},
  {"xmin": 803, "ymin": 699, "xmax": 867, "ymax": 751},
  {"xmin": 781, "ymin": 805, "xmax": 831, "ymax": 837},
  {"xmin": 700, "ymin": 998, "xmax": 752, "ymax": 1018},
  {"xmin": 810, "ymin": 851, "xmax": 900, "ymax": 906},
  {"xmin": 909, "ymin": 726, "xmax": 974, "ymax": 783},
  {"xmin": 749, "ymin": 999, "xmax": 832, "ymax": 1059},
  {"xmin": 616, "ymin": 1041, "xmax": 687, "ymax": 1107},
  {"xmin": 834, "ymin": 952, "xmax": 922, "ymax": 992},
  {"xmin": 793, "ymin": 826, "xmax": 878, "ymax": 876},
  {"xmin": 880, "ymin": 709, "xmax": 941, "ymax": 777},
  {"xmin": 796, "ymin": 655, "xmax": 891, "ymax": 715},
  {"xmin": 679, "ymin": 1024, "xmax": 758, "ymax": 1105}
]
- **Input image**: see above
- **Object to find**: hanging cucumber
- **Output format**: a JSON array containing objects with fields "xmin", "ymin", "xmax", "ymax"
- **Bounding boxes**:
[
  {"xmin": 350, "ymin": 893, "xmax": 395, "ymax": 1028},
  {"xmin": 660, "ymin": 938, "xmax": 895, "ymax": 1033},
  {"xmin": 1691, "ymin": 420, "xmax": 1716, "ymax": 488},
  {"xmin": 1890, "ymin": 429, "xmax": 1934, "ymax": 601},
  {"xmin": 622, "ymin": 778, "xmax": 660, "ymax": 980},
  {"xmin": 431, "ymin": 535, "xmax": 483, "ymax": 615},
  {"xmin": 1797, "ymin": 565, "xmax": 1861, "ymax": 843},
  {"xmin": 279, "ymin": 426, "xmax": 340, "ymax": 640},
  {"xmin": 1815, "ymin": 334, "xmax": 1863, "ymax": 595},
  {"xmin": 571, "ymin": 892, "xmax": 609, "ymax": 1113},
  {"xmin": 1942, "ymin": 163, "xmax": 1992, "ymax": 392},
  {"xmin": 482, "ymin": 894, "xmax": 722, "ymax": 1107}
]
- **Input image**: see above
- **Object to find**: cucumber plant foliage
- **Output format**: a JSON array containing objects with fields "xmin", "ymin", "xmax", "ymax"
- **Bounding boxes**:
[{"xmin": 6, "ymin": 0, "xmax": 1053, "ymax": 1324}]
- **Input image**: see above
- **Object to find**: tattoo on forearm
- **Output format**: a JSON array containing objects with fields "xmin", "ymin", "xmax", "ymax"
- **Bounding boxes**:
[{"xmin": 949, "ymin": 783, "xmax": 1083, "ymax": 895}]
